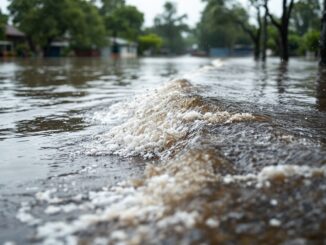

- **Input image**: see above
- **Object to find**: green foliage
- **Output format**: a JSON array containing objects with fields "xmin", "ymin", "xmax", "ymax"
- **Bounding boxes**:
[
  {"xmin": 153, "ymin": 1, "xmax": 189, "ymax": 54},
  {"xmin": 138, "ymin": 33, "xmax": 163, "ymax": 55},
  {"xmin": 291, "ymin": 0, "xmax": 321, "ymax": 35},
  {"xmin": 288, "ymin": 33, "xmax": 302, "ymax": 56},
  {"xmin": 69, "ymin": 1, "xmax": 107, "ymax": 49},
  {"xmin": 100, "ymin": 0, "xmax": 125, "ymax": 15},
  {"xmin": 267, "ymin": 26, "xmax": 280, "ymax": 55},
  {"xmin": 198, "ymin": 0, "xmax": 251, "ymax": 51},
  {"xmin": 0, "ymin": 9, "xmax": 7, "ymax": 40},
  {"xmin": 0, "ymin": 10, "xmax": 7, "ymax": 40},
  {"xmin": 104, "ymin": 5, "xmax": 144, "ymax": 41},
  {"xmin": 9, "ymin": 0, "xmax": 107, "ymax": 51},
  {"xmin": 302, "ymin": 30, "xmax": 320, "ymax": 52},
  {"xmin": 15, "ymin": 43, "xmax": 31, "ymax": 56}
]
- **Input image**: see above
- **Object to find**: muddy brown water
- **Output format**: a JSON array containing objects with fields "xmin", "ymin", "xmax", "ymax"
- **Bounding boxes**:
[{"xmin": 0, "ymin": 57, "xmax": 325, "ymax": 244}]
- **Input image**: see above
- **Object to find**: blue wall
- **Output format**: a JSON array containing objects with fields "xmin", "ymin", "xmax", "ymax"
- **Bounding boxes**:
[{"xmin": 209, "ymin": 48, "xmax": 230, "ymax": 57}]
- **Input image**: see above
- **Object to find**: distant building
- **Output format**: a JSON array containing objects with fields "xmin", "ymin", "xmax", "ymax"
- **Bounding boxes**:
[
  {"xmin": 0, "ymin": 25, "xmax": 26, "ymax": 56},
  {"xmin": 0, "ymin": 27, "xmax": 139, "ymax": 58},
  {"xmin": 44, "ymin": 40, "xmax": 69, "ymax": 57},
  {"xmin": 209, "ymin": 48, "xmax": 230, "ymax": 57},
  {"xmin": 101, "ymin": 38, "xmax": 138, "ymax": 58}
]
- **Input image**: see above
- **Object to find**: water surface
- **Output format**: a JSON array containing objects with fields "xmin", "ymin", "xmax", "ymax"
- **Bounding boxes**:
[{"xmin": 0, "ymin": 57, "xmax": 326, "ymax": 244}]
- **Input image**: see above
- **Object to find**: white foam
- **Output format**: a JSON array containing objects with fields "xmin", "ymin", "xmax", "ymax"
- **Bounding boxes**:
[
  {"xmin": 223, "ymin": 164, "xmax": 326, "ymax": 187},
  {"xmin": 85, "ymin": 79, "xmax": 255, "ymax": 158},
  {"xmin": 16, "ymin": 151, "xmax": 326, "ymax": 244}
]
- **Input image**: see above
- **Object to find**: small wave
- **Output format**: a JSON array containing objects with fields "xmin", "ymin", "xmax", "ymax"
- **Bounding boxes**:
[
  {"xmin": 85, "ymin": 79, "xmax": 256, "ymax": 159},
  {"xmin": 20, "ymin": 148, "xmax": 325, "ymax": 244}
]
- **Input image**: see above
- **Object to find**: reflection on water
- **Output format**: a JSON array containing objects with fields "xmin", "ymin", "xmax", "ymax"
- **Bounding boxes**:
[{"xmin": 276, "ymin": 62, "xmax": 287, "ymax": 96}]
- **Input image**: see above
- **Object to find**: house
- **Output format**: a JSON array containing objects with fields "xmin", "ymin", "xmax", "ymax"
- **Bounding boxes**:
[
  {"xmin": 0, "ymin": 25, "xmax": 26, "ymax": 56},
  {"xmin": 101, "ymin": 38, "xmax": 138, "ymax": 58},
  {"xmin": 44, "ymin": 40, "xmax": 69, "ymax": 57},
  {"xmin": 0, "ymin": 25, "xmax": 69, "ymax": 57},
  {"xmin": 209, "ymin": 48, "xmax": 230, "ymax": 57}
]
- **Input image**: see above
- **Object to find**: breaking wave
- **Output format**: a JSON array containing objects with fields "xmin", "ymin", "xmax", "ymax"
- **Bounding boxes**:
[
  {"xmin": 87, "ymin": 79, "xmax": 255, "ymax": 159},
  {"xmin": 15, "ymin": 74, "xmax": 326, "ymax": 244},
  {"xmin": 29, "ymin": 148, "xmax": 326, "ymax": 244}
]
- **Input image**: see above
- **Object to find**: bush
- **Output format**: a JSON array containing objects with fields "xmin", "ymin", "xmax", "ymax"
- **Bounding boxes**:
[
  {"xmin": 289, "ymin": 33, "xmax": 302, "ymax": 56},
  {"xmin": 303, "ymin": 30, "xmax": 320, "ymax": 53},
  {"xmin": 15, "ymin": 43, "xmax": 31, "ymax": 57},
  {"xmin": 138, "ymin": 33, "xmax": 163, "ymax": 55}
]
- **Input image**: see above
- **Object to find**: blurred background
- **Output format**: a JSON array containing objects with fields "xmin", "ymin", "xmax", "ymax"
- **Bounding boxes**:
[{"xmin": 0, "ymin": 0, "xmax": 321, "ymax": 60}]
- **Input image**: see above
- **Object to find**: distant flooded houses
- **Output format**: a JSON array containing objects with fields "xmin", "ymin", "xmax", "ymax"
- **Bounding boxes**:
[
  {"xmin": 101, "ymin": 38, "xmax": 138, "ymax": 58},
  {"xmin": 0, "ymin": 25, "xmax": 25, "ymax": 56},
  {"xmin": 0, "ymin": 25, "xmax": 138, "ymax": 58}
]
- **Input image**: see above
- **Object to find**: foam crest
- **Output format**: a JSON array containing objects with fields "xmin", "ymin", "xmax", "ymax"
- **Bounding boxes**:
[
  {"xmin": 35, "ymin": 149, "xmax": 226, "ymax": 243},
  {"xmin": 30, "ymin": 149, "xmax": 326, "ymax": 244},
  {"xmin": 86, "ymin": 79, "xmax": 255, "ymax": 158}
]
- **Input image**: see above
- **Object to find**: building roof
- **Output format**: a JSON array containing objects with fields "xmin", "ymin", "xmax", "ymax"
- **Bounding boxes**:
[
  {"xmin": 109, "ymin": 37, "xmax": 137, "ymax": 47},
  {"xmin": 6, "ymin": 25, "xmax": 25, "ymax": 37},
  {"xmin": 51, "ymin": 41, "xmax": 69, "ymax": 47}
]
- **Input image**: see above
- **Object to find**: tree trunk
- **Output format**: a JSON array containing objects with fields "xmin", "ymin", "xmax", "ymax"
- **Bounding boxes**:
[
  {"xmin": 320, "ymin": 0, "xmax": 326, "ymax": 65},
  {"xmin": 262, "ymin": 3, "xmax": 268, "ymax": 61},
  {"xmin": 27, "ymin": 37, "xmax": 36, "ymax": 55},
  {"xmin": 280, "ymin": 28, "xmax": 289, "ymax": 61},
  {"xmin": 265, "ymin": 0, "xmax": 294, "ymax": 62},
  {"xmin": 43, "ymin": 37, "xmax": 54, "ymax": 57},
  {"xmin": 254, "ymin": 38, "xmax": 261, "ymax": 60}
]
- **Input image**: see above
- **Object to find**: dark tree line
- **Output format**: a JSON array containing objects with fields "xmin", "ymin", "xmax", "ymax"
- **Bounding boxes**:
[
  {"xmin": 1, "ymin": 0, "xmax": 192, "ymax": 56},
  {"xmin": 198, "ymin": 0, "xmax": 324, "ymax": 63}
]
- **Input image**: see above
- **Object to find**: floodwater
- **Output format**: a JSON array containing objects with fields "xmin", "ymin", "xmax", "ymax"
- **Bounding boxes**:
[{"xmin": 0, "ymin": 57, "xmax": 325, "ymax": 244}]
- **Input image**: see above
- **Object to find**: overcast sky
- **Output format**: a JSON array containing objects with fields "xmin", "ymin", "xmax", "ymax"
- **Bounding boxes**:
[{"xmin": 0, "ymin": 0, "xmax": 283, "ymax": 27}]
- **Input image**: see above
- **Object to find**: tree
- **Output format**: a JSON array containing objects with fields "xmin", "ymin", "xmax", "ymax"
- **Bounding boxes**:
[
  {"xmin": 105, "ymin": 5, "xmax": 144, "ymax": 40},
  {"xmin": 100, "ymin": 0, "xmax": 144, "ymax": 41},
  {"xmin": 0, "ymin": 9, "xmax": 7, "ymax": 40},
  {"xmin": 100, "ymin": 0, "xmax": 125, "ymax": 15},
  {"xmin": 69, "ymin": 1, "xmax": 107, "ymax": 49},
  {"xmin": 267, "ymin": 25, "xmax": 281, "ymax": 55},
  {"xmin": 232, "ymin": 3, "xmax": 262, "ymax": 60},
  {"xmin": 8, "ymin": 0, "xmax": 106, "ymax": 55},
  {"xmin": 262, "ymin": 0, "xmax": 269, "ymax": 61},
  {"xmin": 138, "ymin": 33, "xmax": 163, "ymax": 55},
  {"xmin": 198, "ymin": 0, "xmax": 251, "ymax": 54},
  {"xmin": 265, "ymin": 0, "xmax": 295, "ymax": 61},
  {"xmin": 302, "ymin": 30, "xmax": 320, "ymax": 55},
  {"xmin": 153, "ymin": 1, "xmax": 189, "ymax": 54},
  {"xmin": 291, "ymin": 0, "xmax": 321, "ymax": 35}
]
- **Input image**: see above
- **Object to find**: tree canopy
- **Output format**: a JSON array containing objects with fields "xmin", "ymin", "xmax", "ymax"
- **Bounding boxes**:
[
  {"xmin": 153, "ymin": 2, "xmax": 189, "ymax": 54},
  {"xmin": 9, "ymin": 0, "xmax": 107, "ymax": 51},
  {"xmin": 290, "ymin": 0, "xmax": 321, "ymax": 35},
  {"xmin": 102, "ymin": 4, "xmax": 144, "ymax": 41},
  {"xmin": 0, "ymin": 9, "xmax": 7, "ymax": 40},
  {"xmin": 197, "ymin": 0, "xmax": 251, "ymax": 51},
  {"xmin": 138, "ymin": 33, "xmax": 163, "ymax": 55}
]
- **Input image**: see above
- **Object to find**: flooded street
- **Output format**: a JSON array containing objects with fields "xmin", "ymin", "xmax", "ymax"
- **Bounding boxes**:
[{"xmin": 0, "ymin": 57, "xmax": 326, "ymax": 244}]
